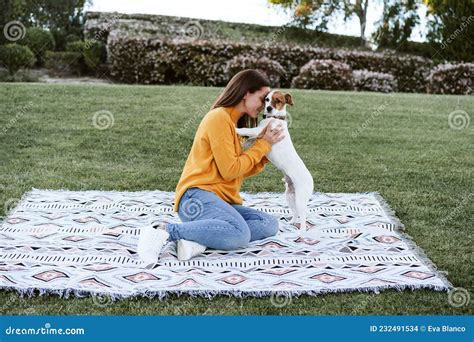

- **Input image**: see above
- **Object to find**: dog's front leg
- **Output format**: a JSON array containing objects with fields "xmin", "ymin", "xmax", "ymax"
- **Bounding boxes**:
[
  {"xmin": 236, "ymin": 119, "xmax": 279, "ymax": 138},
  {"xmin": 235, "ymin": 126, "xmax": 264, "ymax": 138}
]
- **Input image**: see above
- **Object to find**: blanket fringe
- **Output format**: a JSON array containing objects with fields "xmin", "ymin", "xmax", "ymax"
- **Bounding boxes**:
[{"xmin": 0, "ymin": 282, "xmax": 450, "ymax": 302}]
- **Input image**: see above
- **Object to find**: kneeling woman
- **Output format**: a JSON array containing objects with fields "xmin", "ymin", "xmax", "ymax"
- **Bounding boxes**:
[{"xmin": 138, "ymin": 69, "xmax": 285, "ymax": 263}]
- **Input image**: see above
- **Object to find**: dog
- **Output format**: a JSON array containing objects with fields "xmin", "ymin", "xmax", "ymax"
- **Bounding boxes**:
[{"xmin": 235, "ymin": 90, "xmax": 314, "ymax": 230}]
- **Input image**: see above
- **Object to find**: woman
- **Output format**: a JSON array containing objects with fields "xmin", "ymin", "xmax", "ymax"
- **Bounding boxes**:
[{"xmin": 138, "ymin": 69, "xmax": 285, "ymax": 264}]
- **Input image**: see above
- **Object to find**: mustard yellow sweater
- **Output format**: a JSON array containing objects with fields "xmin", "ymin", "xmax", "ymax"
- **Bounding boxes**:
[{"xmin": 173, "ymin": 106, "xmax": 272, "ymax": 212}]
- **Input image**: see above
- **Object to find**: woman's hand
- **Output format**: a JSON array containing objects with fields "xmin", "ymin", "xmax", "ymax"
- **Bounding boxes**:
[{"xmin": 257, "ymin": 120, "xmax": 285, "ymax": 145}]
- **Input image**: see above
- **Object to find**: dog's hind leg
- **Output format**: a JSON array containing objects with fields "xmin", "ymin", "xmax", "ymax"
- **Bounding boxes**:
[
  {"xmin": 283, "ymin": 175, "xmax": 298, "ymax": 225},
  {"xmin": 294, "ymin": 187, "xmax": 310, "ymax": 230}
]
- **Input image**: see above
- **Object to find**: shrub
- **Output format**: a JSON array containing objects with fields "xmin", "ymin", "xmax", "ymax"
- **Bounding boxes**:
[
  {"xmin": 20, "ymin": 27, "xmax": 55, "ymax": 66},
  {"xmin": 169, "ymin": 41, "xmax": 234, "ymax": 86},
  {"xmin": 291, "ymin": 59, "xmax": 354, "ymax": 90},
  {"xmin": 0, "ymin": 44, "xmax": 35, "ymax": 76},
  {"xmin": 225, "ymin": 55, "xmax": 286, "ymax": 87},
  {"xmin": 331, "ymin": 50, "xmax": 431, "ymax": 93},
  {"xmin": 44, "ymin": 51, "xmax": 83, "ymax": 76},
  {"xmin": 427, "ymin": 63, "xmax": 474, "ymax": 95},
  {"xmin": 66, "ymin": 34, "xmax": 82, "ymax": 44},
  {"xmin": 66, "ymin": 40, "xmax": 107, "ymax": 73},
  {"xmin": 353, "ymin": 69, "xmax": 397, "ymax": 93}
]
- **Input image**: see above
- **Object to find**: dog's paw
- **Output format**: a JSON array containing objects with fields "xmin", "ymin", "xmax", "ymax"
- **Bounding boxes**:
[{"xmin": 235, "ymin": 128, "xmax": 247, "ymax": 136}]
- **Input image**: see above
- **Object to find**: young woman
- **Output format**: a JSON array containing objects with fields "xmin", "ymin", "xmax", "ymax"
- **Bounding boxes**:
[{"xmin": 138, "ymin": 69, "xmax": 285, "ymax": 264}]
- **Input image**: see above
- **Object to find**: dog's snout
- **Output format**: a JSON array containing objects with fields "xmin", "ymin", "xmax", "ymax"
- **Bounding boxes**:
[{"xmin": 266, "ymin": 106, "xmax": 272, "ymax": 112}]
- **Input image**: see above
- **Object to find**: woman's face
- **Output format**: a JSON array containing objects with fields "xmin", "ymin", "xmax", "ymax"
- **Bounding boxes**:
[{"xmin": 243, "ymin": 87, "xmax": 271, "ymax": 118}]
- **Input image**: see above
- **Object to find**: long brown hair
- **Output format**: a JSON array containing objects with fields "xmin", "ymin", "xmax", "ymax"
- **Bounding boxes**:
[{"xmin": 212, "ymin": 69, "xmax": 270, "ymax": 131}]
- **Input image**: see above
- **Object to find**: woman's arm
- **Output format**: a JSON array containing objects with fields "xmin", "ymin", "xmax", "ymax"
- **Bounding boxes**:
[
  {"xmin": 243, "ymin": 156, "xmax": 270, "ymax": 179},
  {"xmin": 208, "ymin": 121, "xmax": 271, "ymax": 181}
]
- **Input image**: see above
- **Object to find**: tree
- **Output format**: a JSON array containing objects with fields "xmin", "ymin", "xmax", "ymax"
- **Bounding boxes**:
[
  {"xmin": 341, "ymin": 0, "xmax": 370, "ymax": 45},
  {"xmin": 269, "ymin": 0, "xmax": 371, "ymax": 45},
  {"xmin": 425, "ymin": 0, "xmax": 474, "ymax": 62},
  {"xmin": 0, "ymin": 0, "xmax": 90, "ymax": 48},
  {"xmin": 268, "ymin": 0, "xmax": 340, "ymax": 31},
  {"xmin": 372, "ymin": 0, "xmax": 420, "ymax": 50}
]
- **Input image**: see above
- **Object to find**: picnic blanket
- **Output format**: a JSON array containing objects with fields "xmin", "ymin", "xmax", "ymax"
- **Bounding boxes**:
[{"xmin": 0, "ymin": 188, "xmax": 452, "ymax": 300}]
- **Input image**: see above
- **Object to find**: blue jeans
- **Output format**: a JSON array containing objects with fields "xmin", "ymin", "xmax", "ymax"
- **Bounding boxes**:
[{"xmin": 166, "ymin": 187, "xmax": 279, "ymax": 250}]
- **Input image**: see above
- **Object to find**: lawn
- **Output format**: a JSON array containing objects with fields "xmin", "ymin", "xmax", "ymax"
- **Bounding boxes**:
[{"xmin": 0, "ymin": 83, "xmax": 472, "ymax": 315}]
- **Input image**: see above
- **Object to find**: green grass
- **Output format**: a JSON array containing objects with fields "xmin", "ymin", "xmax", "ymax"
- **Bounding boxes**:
[{"xmin": 0, "ymin": 83, "xmax": 472, "ymax": 315}]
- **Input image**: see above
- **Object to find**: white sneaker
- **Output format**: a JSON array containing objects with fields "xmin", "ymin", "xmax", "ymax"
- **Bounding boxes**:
[
  {"xmin": 177, "ymin": 239, "xmax": 207, "ymax": 261},
  {"xmin": 137, "ymin": 223, "xmax": 170, "ymax": 264}
]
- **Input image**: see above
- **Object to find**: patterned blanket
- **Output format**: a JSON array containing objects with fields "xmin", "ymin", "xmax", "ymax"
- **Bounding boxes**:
[{"xmin": 0, "ymin": 188, "xmax": 451, "ymax": 300}]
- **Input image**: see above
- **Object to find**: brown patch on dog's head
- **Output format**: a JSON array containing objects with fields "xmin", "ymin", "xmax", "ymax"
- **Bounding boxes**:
[
  {"xmin": 271, "ymin": 91, "xmax": 294, "ymax": 110},
  {"xmin": 270, "ymin": 91, "xmax": 288, "ymax": 111}
]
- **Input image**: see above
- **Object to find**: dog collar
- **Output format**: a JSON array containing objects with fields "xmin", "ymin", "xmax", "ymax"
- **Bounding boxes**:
[{"xmin": 268, "ymin": 115, "xmax": 287, "ymax": 121}]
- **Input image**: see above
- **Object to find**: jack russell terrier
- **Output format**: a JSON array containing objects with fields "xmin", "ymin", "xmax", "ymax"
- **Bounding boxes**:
[{"xmin": 236, "ymin": 90, "xmax": 314, "ymax": 230}]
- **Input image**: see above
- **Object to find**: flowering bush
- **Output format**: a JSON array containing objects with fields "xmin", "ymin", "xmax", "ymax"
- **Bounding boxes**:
[
  {"xmin": 353, "ymin": 69, "xmax": 397, "ymax": 93},
  {"xmin": 427, "ymin": 63, "xmax": 473, "ymax": 95},
  {"xmin": 225, "ymin": 55, "xmax": 286, "ymax": 87},
  {"xmin": 291, "ymin": 59, "xmax": 354, "ymax": 90}
]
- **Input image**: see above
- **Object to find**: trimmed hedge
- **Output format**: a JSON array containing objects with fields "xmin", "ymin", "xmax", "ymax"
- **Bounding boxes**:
[
  {"xmin": 427, "ymin": 63, "xmax": 473, "ymax": 95},
  {"xmin": 107, "ymin": 37, "xmax": 433, "ymax": 92},
  {"xmin": 85, "ymin": 11, "xmax": 364, "ymax": 49}
]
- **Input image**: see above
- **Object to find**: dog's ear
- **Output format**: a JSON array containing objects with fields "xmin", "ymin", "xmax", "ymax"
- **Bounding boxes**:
[{"xmin": 284, "ymin": 93, "xmax": 294, "ymax": 106}]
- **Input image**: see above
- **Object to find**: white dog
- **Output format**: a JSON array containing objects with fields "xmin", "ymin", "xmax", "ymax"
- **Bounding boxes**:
[{"xmin": 236, "ymin": 90, "xmax": 314, "ymax": 230}]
